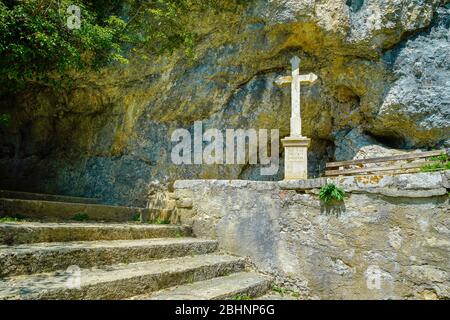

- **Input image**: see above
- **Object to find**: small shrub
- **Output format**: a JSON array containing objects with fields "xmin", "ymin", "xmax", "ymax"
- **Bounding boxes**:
[
  {"xmin": 71, "ymin": 212, "xmax": 89, "ymax": 222},
  {"xmin": 131, "ymin": 213, "xmax": 141, "ymax": 222},
  {"xmin": 319, "ymin": 183, "xmax": 346, "ymax": 204}
]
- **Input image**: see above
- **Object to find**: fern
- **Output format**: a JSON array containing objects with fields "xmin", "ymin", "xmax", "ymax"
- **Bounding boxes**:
[{"xmin": 319, "ymin": 184, "xmax": 346, "ymax": 204}]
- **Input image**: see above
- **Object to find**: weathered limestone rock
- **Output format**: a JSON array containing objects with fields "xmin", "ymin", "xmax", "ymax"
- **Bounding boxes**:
[
  {"xmin": 0, "ymin": 238, "xmax": 218, "ymax": 277},
  {"xmin": 174, "ymin": 171, "xmax": 450, "ymax": 299},
  {"xmin": 372, "ymin": 6, "xmax": 450, "ymax": 147},
  {"xmin": 0, "ymin": 219, "xmax": 273, "ymax": 300},
  {"xmin": 0, "ymin": 254, "xmax": 246, "ymax": 300},
  {"xmin": 176, "ymin": 198, "xmax": 193, "ymax": 209},
  {"xmin": 0, "ymin": 222, "xmax": 191, "ymax": 245},
  {"xmin": 0, "ymin": 198, "xmax": 149, "ymax": 222},
  {"xmin": 132, "ymin": 272, "xmax": 272, "ymax": 300},
  {"xmin": 0, "ymin": 1, "xmax": 449, "ymax": 204},
  {"xmin": 328, "ymin": 171, "xmax": 449, "ymax": 197}
]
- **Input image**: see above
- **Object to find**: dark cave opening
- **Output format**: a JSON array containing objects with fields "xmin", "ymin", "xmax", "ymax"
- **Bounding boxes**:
[{"xmin": 364, "ymin": 131, "xmax": 408, "ymax": 149}]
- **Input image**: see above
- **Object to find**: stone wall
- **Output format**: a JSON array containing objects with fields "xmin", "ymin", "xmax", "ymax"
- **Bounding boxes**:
[{"xmin": 173, "ymin": 171, "xmax": 450, "ymax": 299}]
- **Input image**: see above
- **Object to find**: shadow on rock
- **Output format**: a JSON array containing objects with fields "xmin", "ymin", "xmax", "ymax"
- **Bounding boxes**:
[{"xmin": 320, "ymin": 201, "xmax": 346, "ymax": 217}]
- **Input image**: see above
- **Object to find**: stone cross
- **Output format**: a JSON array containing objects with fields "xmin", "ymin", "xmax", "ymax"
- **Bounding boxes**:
[
  {"xmin": 275, "ymin": 56, "xmax": 318, "ymax": 137},
  {"xmin": 275, "ymin": 56, "xmax": 318, "ymax": 180}
]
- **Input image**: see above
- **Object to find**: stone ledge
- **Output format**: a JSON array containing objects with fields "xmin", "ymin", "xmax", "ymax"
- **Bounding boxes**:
[
  {"xmin": 330, "ymin": 171, "xmax": 448, "ymax": 192},
  {"xmin": 354, "ymin": 187, "xmax": 448, "ymax": 198},
  {"xmin": 174, "ymin": 180, "xmax": 279, "ymax": 190},
  {"xmin": 174, "ymin": 171, "xmax": 450, "ymax": 198},
  {"xmin": 278, "ymin": 178, "xmax": 327, "ymax": 190}
]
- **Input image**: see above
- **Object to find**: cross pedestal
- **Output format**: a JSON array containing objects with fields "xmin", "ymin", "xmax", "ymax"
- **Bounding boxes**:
[{"xmin": 281, "ymin": 136, "xmax": 310, "ymax": 180}]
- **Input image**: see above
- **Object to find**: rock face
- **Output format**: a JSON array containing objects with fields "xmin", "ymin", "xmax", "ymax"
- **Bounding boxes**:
[
  {"xmin": 0, "ymin": 1, "xmax": 449, "ymax": 204},
  {"xmin": 173, "ymin": 172, "xmax": 450, "ymax": 299}
]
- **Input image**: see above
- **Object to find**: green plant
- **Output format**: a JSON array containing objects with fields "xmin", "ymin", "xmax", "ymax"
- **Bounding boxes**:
[
  {"xmin": 131, "ymin": 212, "xmax": 141, "ymax": 222},
  {"xmin": 232, "ymin": 294, "xmax": 252, "ymax": 300},
  {"xmin": 319, "ymin": 183, "xmax": 346, "ymax": 204},
  {"xmin": 421, "ymin": 153, "xmax": 450, "ymax": 172},
  {"xmin": 0, "ymin": 113, "xmax": 10, "ymax": 127},
  {"xmin": 175, "ymin": 230, "xmax": 183, "ymax": 238},
  {"xmin": 152, "ymin": 217, "xmax": 170, "ymax": 225},
  {"xmin": 271, "ymin": 285, "xmax": 301, "ymax": 299},
  {"xmin": 420, "ymin": 162, "xmax": 450, "ymax": 172},
  {"xmin": 71, "ymin": 212, "xmax": 89, "ymax": 221},
  {"xmin": 429, "ymin": 153, "xmax": 449, "ymax": 162},
  {"xmin": 0, "ymin": 215, "xmax": 25, "ymax": 223},
  {"xmin": 272, "ymin": 285, "xmax": 286, "ymax": 296},
  {"xmin": 0, "ymin": 0, "xmax": 249, "ymax": 92}
]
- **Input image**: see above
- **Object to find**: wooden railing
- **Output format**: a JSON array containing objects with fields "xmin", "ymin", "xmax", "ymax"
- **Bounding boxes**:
[{"xmin": 325, "ymin": 150, "xmax": 447, "ymax": 177}]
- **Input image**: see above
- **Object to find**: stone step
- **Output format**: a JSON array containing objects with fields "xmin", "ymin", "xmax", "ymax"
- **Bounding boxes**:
[
  {"xmin": 0, "ymin": 198, "xmax": 149, "ymax": 222},
  {"xmin": 0, "ymin": 238, "xmax": 218, "ymax": 277},
  {"xmin": 130, "ymin": 272, "xmax": 272, "ymax": 300},
  {"xmin": 0, "ymin": 190, "xmax": 101, "ymax": 204},
  {"xmin": 0, "ymin": 254, "xmax": 245, "ymax": 300},
  {"xmin": 0, "ymin": 222, "xmax": 191, "ymax": 245}
]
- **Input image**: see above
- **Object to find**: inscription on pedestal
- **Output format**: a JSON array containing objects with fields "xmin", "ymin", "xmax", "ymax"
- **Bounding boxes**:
[
  {"xmin": 282, "ymin": 138, "xmax": 310, "ymax": 180},
  {"xmin": 286, "ymin": 148, "xmax": 306, "ymax": 161}
]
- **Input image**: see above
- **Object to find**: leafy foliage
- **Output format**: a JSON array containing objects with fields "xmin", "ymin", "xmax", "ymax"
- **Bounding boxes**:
[
  {"xmin": 131, "ymin": 212, "xmax": 141, "ymax": 222},
  {"xmin": 319, "ymin": 183, "xmax": 346, "ymax": 204},
  {"xmin": 151, "ymin": 217, "xmax": 170, "ymax": 225},
  {"xmin": 232, "ymin": 294, "xmax": 252, "ymax": 300},
  {"xmin": 71, "ymin": 212, "xmax": 89, "ymax": 221},
  {"xmin": 0, "ymin": 215, "xmax": 25, "ymax": 222},
  {"xmin": 272, "ymin": 285, "xmax": 286, "ymax": 296},
  {"xmin": 0, "ymin": 0, "xmax": 247, "ymax": 92},
  {"xmin": 421, "ymin": 153, "xmax": 450, "ymax": 172},
  {"xmin": 0, "ymin": 113, "xmax": 10, "ymax": 126},
  {"xmin": 429, "ymin": 153, "xmax": 449, "ymax": 162}
]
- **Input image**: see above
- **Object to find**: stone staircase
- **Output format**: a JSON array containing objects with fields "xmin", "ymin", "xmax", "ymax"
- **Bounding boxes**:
[{"xmin": 0, "ymin": 191, "xmax": 272, "ymax": 300}]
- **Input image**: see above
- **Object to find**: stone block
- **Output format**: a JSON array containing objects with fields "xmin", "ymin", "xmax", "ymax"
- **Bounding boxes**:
[
  {"xmin": 168, "ymin": 193, "xmax": 179, "ymax": 200},
  {"xmin": 176, "ymin": 198, "xmax": 193, "ymax": 208},
  {"xmin": 166, "ymin": 199, "xmax": 177, "ymax": 211},
  {"xmin": 174, "ymin": 208, "xmax": 196, "ymax": 226},
  {"xmin": 442, "ymin": 170, "xmax": 450, "ymax": 189},
  {"xmin": 393, "ymin": 172, "xmax": 443, "ymax": 189},
  {"xmin": 279, "ymin": 178, "xmax": 326, "ymax": 190}
]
